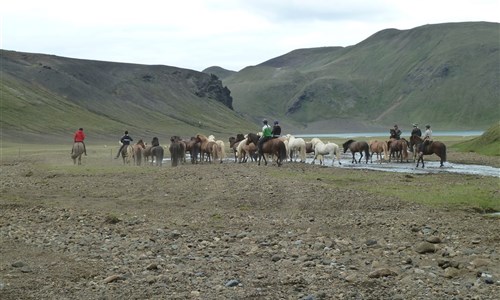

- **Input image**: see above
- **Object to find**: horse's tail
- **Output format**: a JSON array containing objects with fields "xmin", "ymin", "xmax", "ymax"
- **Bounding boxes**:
[
  {"xmin": 278, "ymin": 141, "xmax": 287, "ymax": 162},
  {"xmin": 299, "ymin": 145, "xmax": 306, "ymax": 162}
]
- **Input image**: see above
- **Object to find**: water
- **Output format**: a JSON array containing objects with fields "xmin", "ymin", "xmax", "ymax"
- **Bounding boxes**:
[{"xmin": 311, "ymin": 156, "xmax": 500, "ymax": 178}]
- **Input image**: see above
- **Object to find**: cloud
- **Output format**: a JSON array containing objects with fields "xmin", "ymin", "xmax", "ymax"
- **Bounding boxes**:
[{"xmin": 2, "ymin": 0, "xmax": 499, "ymax": 71}]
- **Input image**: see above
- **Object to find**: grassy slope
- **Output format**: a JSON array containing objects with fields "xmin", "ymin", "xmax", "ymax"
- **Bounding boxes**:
[
  {"xmin": 225, "ymin": 22, "xmax": 500, "ymax": 132},
  {"xmin": 452, "ymin": 122, "xmax": 500, "ymax": 156},
  {"xmin": 1, "ymin": 51, "xmax": 256, "ymax": 143}
]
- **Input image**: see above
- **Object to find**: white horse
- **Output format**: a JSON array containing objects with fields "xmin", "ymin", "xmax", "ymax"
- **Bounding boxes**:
[
  {"xmin": 310, "ymin": 138, "xmax": 342, "ymax": 166},
  {"xmin": 236, "ymin": 137, "xmax": 257, "ymax": 163},
  {"xmin": 208, "ymin": 135, "xmax": 226, "ymax": 161},
  {"xmin": 285, "ymin": 134, "xmax": 306, "ymax": 162}
]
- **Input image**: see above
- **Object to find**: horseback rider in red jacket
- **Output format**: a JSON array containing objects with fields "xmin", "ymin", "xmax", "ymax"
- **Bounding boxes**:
[{"xmin": 73, "ymin": 128, "xmax": 87, "ymax": 155}]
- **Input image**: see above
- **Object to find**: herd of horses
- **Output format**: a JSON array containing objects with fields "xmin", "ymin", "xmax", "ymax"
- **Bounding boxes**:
[{"xmin": 71, "ymin": 132, "xmax": 446, "ymax": 168}]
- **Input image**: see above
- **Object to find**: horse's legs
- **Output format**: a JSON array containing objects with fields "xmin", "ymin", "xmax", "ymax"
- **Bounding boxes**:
[{"xmin": 358, "ymin": 152, "xmax": 363, "ymax": 163}]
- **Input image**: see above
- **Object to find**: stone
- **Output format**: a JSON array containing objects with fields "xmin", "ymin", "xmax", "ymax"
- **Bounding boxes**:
[
  {"xmin": 414, "ymin": 242, "xmax": 436, "ymax": 254},
  {"xmin": 368, "ymin": 268, "xmax": 397, "ymax": 278}
]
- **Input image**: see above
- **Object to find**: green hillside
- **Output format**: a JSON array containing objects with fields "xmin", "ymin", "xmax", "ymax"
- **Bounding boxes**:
[
  {"xmin": 1, "ymin": 22, "xmax": 498, "ymax": 144},
  {"xmin": 224, "ymin": 22, "xmax": 500, "ymax": 133},
  {"xmin": 0, "ymin": 50, "xmax": 256, "ymax": 143},
  {"xmin": 452, "ymin": 122, "xmax": 500, "ymax": 156}
]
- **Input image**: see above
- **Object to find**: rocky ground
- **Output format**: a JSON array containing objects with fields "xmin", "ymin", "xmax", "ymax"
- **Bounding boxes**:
[{"xmin": 0, "ymin": 151, "xmax": 499, "ymax": 299}]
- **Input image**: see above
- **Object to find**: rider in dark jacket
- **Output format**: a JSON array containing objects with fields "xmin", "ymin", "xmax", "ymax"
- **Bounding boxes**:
[{"xmin": 115, "ymin": 131, "xmax": 133, "ymax": 158}]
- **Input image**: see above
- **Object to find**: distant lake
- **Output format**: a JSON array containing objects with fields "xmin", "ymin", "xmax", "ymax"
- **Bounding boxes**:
[{"xmin": 293, "ymin": 131, "xmax": 484, "ymax": 139}]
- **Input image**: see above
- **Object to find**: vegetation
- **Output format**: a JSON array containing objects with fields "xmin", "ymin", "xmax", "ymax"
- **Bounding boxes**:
[
  {"xmin": 272, "ymin": 168, "xmax": 500, "ymax": 213},
  {"xmin": 1, "ymin": 22, "xmax": 498, "ymax": 143},
  {"xmin": 452, "ymin": 122, "xmax": 500, "ymax": 156},
  {"xmin": 224, "ymin": 22, "xmax": 500, "ymax": 132}
]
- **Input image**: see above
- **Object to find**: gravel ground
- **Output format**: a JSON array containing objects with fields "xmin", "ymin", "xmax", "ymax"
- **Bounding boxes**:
[{"xmin": 0, "ymin": 151, "xmax": 499, "ymax": 299}]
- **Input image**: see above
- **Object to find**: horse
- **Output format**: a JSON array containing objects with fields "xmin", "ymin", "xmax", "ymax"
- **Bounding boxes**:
[
  {"xmin": 310, "ymin": 138, "xmax": 342, "ymax": 166},
  {"xmin": 195, "ymin": 134, "xmax": 222, "ymax": 163},
  {"xmin": 150, "ymin": 146, "xmax": 164, "ymax": 166},
  {"xmin": 342, "ymin": 139, "xmax": 370, "ymax": 164},
  {"xmin": 132, "ymin": 139, "xmax": 146, "ymax": 166},
  {"xmin": 169, "ymin": 136, "xmax": 184, "ymax": 167},
  {"xmin": 208, "ymin": 135, "xmax": 227, "ymax": 161},
  {"xmin": 120, "ymin": 144, "xmax": 134, "ymax": 165},
  {"xmin": 143, "ymin": 144, "xmax": 152, "ymax": 164},
  {"xmin": 246, "ymin": 133, "xmax": 287, "ymax": 166},
  {"xmin": 71, "ymin": 142, "xmax": 85, "ymax": 165},
  {"xmin": 229, "ymin": 134, "xmax": 245, "ymax": 162},
  {"xmin": 410, "ymin": 135, "xmax": 447, "ymax": 168},
  {"xmin": 369, "ymin": 140, "xmax": 388, "ymax": 163},
  {"xmin": 184, "ymin": 137, "xmax": 201, "ymax": 164},
  {"xmin": 387, "ymin": 139, "xmax": 409, "ymax": 163},
  {"xmin": 236, "ymin": 137, "xmax": 258, "ymax": 163},
  {"xmin": 285, "ymin": 134, "xmax": 307, "ymax": 162}
]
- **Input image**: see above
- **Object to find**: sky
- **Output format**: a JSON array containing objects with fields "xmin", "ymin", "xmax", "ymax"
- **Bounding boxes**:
[{"xmin": 1, "ymin": 0, "xmax": 499, "ymax": 71}]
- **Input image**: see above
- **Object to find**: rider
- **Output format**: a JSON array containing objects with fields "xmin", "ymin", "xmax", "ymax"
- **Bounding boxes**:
[
  {"xmin": 409, "ymin": 124, "xmax": 422, "ymax": 152},
  {"xmin": 72, "ymin": 128, "xmax": 87, "ymax": 156},
  {"xmin": 115, "ymin": 131, "xmax": 133, "ymax": 159},
  {"xmin": 419, "ymin": 125, "xmax": 433, "ymax": 153},
  {"xmin": 257, "ymin": 119, "xmax": 273, "ymax": 155},
  {"xmin": 391, "ymin": 124, "xmax": 402, "ymax": 140},
  {"xmin": 271, "ymin": 120, "xmax": 282, "ymax": 137}
]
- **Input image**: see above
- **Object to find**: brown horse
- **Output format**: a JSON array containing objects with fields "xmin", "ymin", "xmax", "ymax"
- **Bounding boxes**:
[
  {"xmin": 342, "ymin": 139, "xmax": 370, "ymax": 164},
  {"xmin": 369, "ymin": 140, "xmax": 388, "ymax": 163},
  {"xmin": 132, "ymin": 139, "xmax": 146, "ymax": 166},
  {"xmin": 410, "ymin": 136, "xmax": 447, "ymax": 168},
  {"xmin": 387, "ymin": 138, "xmax": 409, "ymax": 163},
  {"xmin": 195, "ymin": 134, "xmax": 222, "ymax": 163},
  {"xmin": 184, "ymin": 137, "xmax": 200, "ymax": 164},
  {"xmin": 246, "ymin": 133, "xmax": 287, "ymax": 166}
]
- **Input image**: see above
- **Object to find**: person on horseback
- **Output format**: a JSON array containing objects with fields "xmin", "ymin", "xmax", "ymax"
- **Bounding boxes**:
[
  {"xmin": 390, "ymin": 124, "xmax": 402, "ymax": 140},
  {"xmin": 409, "ymin": 124, "xmax": 422, "ymax": 152},
  {"xmin": 258, "ymin": 119, "xmax": 273, "ymax": 155},
  {"xmin": 419, "ymin": 125, "xmax": 433, "ymax": 153},
  {"xmin": 272, "ymin": 120, "xmax": 282, "ymax": 137},
  {"xmin": 115, "ymin": 130, "xmax": 133, "ymax": 159},
  {"xmin": 72, "ymin": 128, "xmax": 87, "ymax": 156}
]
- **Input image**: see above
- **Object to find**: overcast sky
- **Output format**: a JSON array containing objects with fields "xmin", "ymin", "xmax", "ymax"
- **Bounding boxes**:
[{"xmin": 2, "ymin": 0, "xmax": 499, "ymax": 71}]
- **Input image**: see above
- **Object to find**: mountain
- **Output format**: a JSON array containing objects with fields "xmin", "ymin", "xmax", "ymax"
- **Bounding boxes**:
[
  {"xmin": 223, "ymin": 22, "xmax": 500, "ymax": 133},
  {"xmin": 202, "ymin": 66, "xmax": 237, "ymax": 80},
  {"xmin": 0, "ymin": 50, "xmax": 255, "ymax": 143},
  {"xmin": 2, "ymin": 22, "xmax": 498, "ymax": 144}
]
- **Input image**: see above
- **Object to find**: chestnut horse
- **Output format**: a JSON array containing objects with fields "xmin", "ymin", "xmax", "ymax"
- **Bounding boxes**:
[
  {"xmin": 369, "ymin": 140, "xmax": 388, "ymax": 163},
  {"xmin": 195, "ymin": 134, "xmax": 222, "ymax": 163},
  {"xmin": 342, "ymin": 139, "xmax": 370, "ymax": 164},
  {"xmin": 246, "ymin": 133, "xmax": 287, "ymax": 166},
  {"xmin": 387, "ymin": 138, "xmax": 409, "ymax": 163},
  {"xmin": 184, "ymin": 137, "xmax": 201, "ymax": 164},
  {"xmin": 132, "ymin": 139, "xmax": 146, "ymax": 166},
  {"xmin": 410, "ymin": 135, "xmax": 447, "ymax": 168}
]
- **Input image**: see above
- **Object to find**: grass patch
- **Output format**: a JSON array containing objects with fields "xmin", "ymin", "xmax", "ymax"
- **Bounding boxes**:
[{"xmin": 273, "ymin": 168, "xmax": 500, "ymax": 212}]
